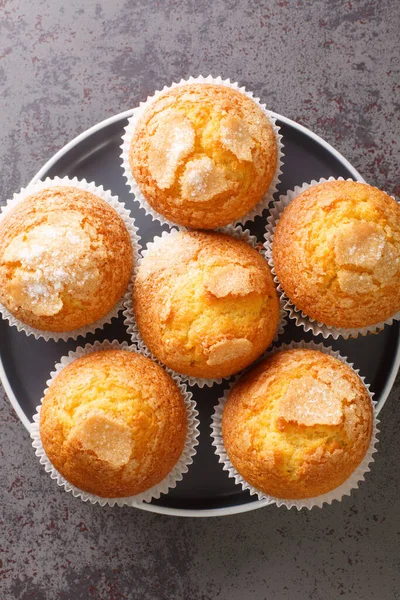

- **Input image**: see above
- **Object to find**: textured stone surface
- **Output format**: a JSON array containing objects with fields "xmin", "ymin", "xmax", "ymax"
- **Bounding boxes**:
[{"xmin": 1, "ymin": 0, "xmax": 399, "ymax": 598}]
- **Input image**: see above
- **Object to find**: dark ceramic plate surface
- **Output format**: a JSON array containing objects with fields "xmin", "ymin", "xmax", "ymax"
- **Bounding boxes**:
[{"xmin": 1, "ymin": 110, "xmax": 399, "ymax": 517}]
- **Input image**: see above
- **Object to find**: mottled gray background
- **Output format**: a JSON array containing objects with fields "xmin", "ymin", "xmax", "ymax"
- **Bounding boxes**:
[{"xmin": 1, "ymin": 1, "xmax": 400, "ymax": 599}]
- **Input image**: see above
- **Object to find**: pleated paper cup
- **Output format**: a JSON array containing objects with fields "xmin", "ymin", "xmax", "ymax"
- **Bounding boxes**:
[
  {"xmin": 123, "ymin": 224, "xmax": 287, "ymax": 388},
  {"xmin": 120, "ymin": 74, "xmax": 284, "ymax": 228},
  {"xmin": 30, "ymin": 339, "xmax": 200, "ymax": 507},
  {"xmin": 264, "ymin": 177, "xmax": 400, "ymax": 339},
  {"xmin": 0, "ymin": 176, "xmax": 141, "ymax": 342},
  {"xmin": 211, "ymin": 339, "xmax": 378, "ymax": 510}
]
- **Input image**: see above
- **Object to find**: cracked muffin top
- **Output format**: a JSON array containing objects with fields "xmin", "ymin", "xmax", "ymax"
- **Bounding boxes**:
[
  {"xmin": 129, "ymin": 84, "xmax": 278, "ymax": 229},
  {"xmin": 40, "ymin": 349, "xmax": 187, "ymax": 498},
  {"xmin": 272, "ymin": 180, "xmax": 400, "ymax": 329},
  {"xmin": 222, "ymin": 348, "xmax": 373, "ymax": 499},
  {"xmin": 133, "ymin": 230, "xmax": 280, "ymax": 379},
  {"xmin": 0, "ymin": 186, "xmax": 133, "ymax": 332}
]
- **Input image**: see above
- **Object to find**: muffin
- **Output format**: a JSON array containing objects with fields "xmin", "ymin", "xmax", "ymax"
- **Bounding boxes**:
[
  {"xmin": 0, "ymin": 186, "xmax": 133, "ymax": 332},
  {"xmin": 128, "ymin": 83, "xmax": 278, "ymax": 228},
  {"xmin": 273, "ymin": 180, "xmax": 400, "ymax": 329},
  {"xmin": 133, "ymin": 230, "xmax": 280, "ymax": 379},
  {"xmin": 222, "ymin": 348, "xmax": 373, "ymax": 499},
  {"xmin": 40, "ymin": 349, "xmax": 187, "ymax": 498}
]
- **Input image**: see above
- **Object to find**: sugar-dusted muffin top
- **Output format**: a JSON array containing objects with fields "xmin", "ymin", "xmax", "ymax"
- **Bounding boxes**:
[
  {"xmin": 222, "ymin": 349, "xmax": 373, "ymax": 499},
  {"xmin": 0, "ymin": 187, "xmax": 133, "ymax": 332},
  {"xmin": 40, "ymin": 350, "xmax": 187, "ymax": 498},
  {"xmin": 134, "ymin": 231, "xmax": 280, "ymax": 379},
  {"xmin": 273, "ymin": 180, "xmax": 400, "ymax": 329},
  {"xmin": 129, "ymin": 84, "xmax": 278, "ymax": 229}
]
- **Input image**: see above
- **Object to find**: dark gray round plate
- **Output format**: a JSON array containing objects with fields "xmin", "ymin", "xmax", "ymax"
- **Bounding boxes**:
[{"xmin": 1, "ymin": 110, "xmax": 399, "ymax": 517}]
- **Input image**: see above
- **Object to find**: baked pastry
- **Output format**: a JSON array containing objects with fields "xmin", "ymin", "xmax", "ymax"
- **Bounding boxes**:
[
  {"xmin": 222, "ymin": 348, "xmax": 373, "ymax": 499},
  {"xmin": 40, "ymin": 349, "xmax": 187, "ymax": 498},
  {"xmin": 128, "ymin": 83, "xmax": 278, "ymax": 228},
  {"xmin": 133, "ymin": 230, "xmax": 280, "ymax": 379},
  {"xmin": 0, "ymin": 186, "xmax": 133, "ymax": 332},
  {"xmin": 273, "ymin": 180, "xmax": 400, "ymax": 329}
]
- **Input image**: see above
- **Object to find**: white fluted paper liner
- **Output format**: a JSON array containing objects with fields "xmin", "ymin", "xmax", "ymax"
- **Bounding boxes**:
[
  {"xmin": 123, "ymin": 224, "xmax": 287, "ymax": 388},
  {"xmin": 120, "ymin": 75, "xmax": 284, "ymax": 229},
  {"xmin": 29, "ymin": 339, "xmax": 200, "ymax": 507},
  {"xmin": 264, "ymin": 176, "xmax": 400, "ymax": 340},
  {"xmin": 211, "ymin": 339, "xmax": 379, "ymax": 510},
  {"xmin": 0, "ymin": 177, "xmax": 141, "ymax": 342}
]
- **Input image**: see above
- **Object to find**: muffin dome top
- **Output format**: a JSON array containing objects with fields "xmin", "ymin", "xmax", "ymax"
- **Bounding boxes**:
[
  {"xmin": 40, "ymin": 350, "xmax": 187, "ymax": 498},
  {"xmin": 129, "ymin": 84, "xmax": 278, "ymax": 229},
  {"xmin": 0, "ymin": 186, "xmax": 133, "ymax": 332},
  {"xmin": 273, "ymin": 180, "xmax": 400, "ymax": 328},
  {"xmin": 134, "ymin": 231, "xmax": 280, "ymax": 379},
  {"xmin": 222, "ymin": 348, "xmax": 373, "ymax": 499}
]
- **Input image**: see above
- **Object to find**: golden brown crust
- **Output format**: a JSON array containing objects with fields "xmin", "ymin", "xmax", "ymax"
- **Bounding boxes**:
[
  {"xmin": 40, "ymin": 350, "xmax": 187, "ymax": 498},
  {"xmin": 129, "ymin": 84, "xmax": 277, "ymax": 229},
  {"xmin": 273, "ymin": 181, "xmax": 400, "ymax": 328},
  {"xmin": 222, "ymin": 349, "xmax": 373, "ymax": 499},
  {"xmin": 133, "ymin": 231, "xmax": 280, "ymax": 379},
  {"xmin": 0, "ymin": 187, "xmax": 133, "ymax": 331}
]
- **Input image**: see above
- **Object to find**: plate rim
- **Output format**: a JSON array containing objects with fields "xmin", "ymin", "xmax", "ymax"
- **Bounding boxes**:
[{"xmin": 1, "ymin": 109, "xmax": 399, "ymax": 518}]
